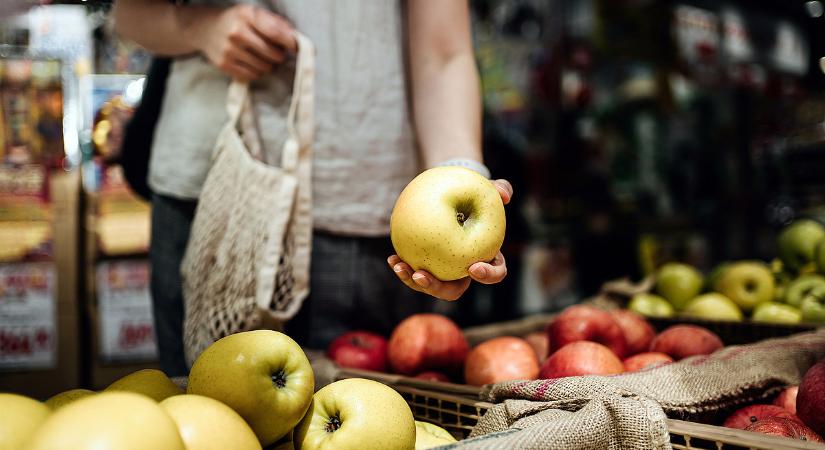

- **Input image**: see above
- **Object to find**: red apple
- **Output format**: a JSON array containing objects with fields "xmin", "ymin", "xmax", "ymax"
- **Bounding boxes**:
[
  {"xmin": 611, "ymin": 310, "xmax": 656, "ymax": 356},
  {"xmin": 773, "ymin": 386, "xmax": 798, "ymax": 415},
  {"xmin": 622, "ymin": 352, "xmax": 673, "ymax": 372},
  {"xmin": 723, "ymin": 404, "xmax": 800, "ymax": 430},
  {"xmin": 539, "ymin": 341, "xmax": 624, "ymax": 379},
  {"xmin": 464, "ymin": 336, "xmax": 540, "ymax": 386},
  {"xmin": 326, "ymin": 330, "xmax": 388, "ymax": 372},
  {"xmin": 798, "ymin": 359, "xmax": 825, "ymax": 437},
  {"xmin": 414, "ymin": 371, "xmax": 451, "ymax": 382},
  {"xmin": 547, "ymin": 305, "xmax": 628, "ymax": 358},
  {"xmin": 649, "ymin": 325, "xmax": 723, "ymax": 360},
  {"xmin": 745, "ymin": 417, "xmax": 824, "ymax": 443},
  {"xmin": 523, "ymin": 331, "xmax": 550, "ymax": 362},
  {"xmin": 387, "ymin": 314, "xmax": 469, "ymax": 375}
]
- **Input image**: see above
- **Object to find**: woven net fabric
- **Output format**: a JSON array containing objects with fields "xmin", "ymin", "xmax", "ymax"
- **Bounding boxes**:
[{"xmin": 181, "ymin": 34, "xmax": 315, "ymax": 367}]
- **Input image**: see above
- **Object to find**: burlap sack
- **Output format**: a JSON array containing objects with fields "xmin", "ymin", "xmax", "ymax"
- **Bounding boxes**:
[{"xmin": 446, "ymin": 328, "xmax": 825, "ymax": 449}]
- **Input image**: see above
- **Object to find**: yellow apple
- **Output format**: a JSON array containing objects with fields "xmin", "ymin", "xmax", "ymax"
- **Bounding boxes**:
[
  {"xmin": 104, "ymin": 368, "xmax": 183, "ymax": 402},
  {"xmin": 715, "ymin": 261, "xmax": 775, "ymax": 312},
  {"xmin": 294, "ymin": 378, "xmax": 416, "ymax": 450},
  {"xmin": 187, "ymin": 330, "xmax": 314, "ymax": 447},
  {"xmin": 681, "ymin": 293, "xmax": 743, "ymax": 321},
  {"xmin": 26, "ymin": 392, "xmax": 184, "ymax": 450},
  {"xmin": 44, "ymin": 389, "xmax": 96, "ymax": 410},
  {"xmin": 160, "ymin": 394, "xmax": 261, "ymax": 450},
  {"xmin": 415, "ymin": 421, "xmax": 456, "ymax": 449},
  {"xmin": 390, "ymin": 166, "xmax": 505, "ymax": 281},
  {"xmin": 0, "ymin": 393, "xmax": 50, "ymax": 450}
]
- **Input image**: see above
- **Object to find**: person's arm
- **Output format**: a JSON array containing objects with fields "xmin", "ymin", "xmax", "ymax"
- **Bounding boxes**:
[
  {"xmin": 112, "ymin": 0, "xmax": 297, "ymax": 81},
  {"xmin": 407, "ymin": 0, "xmax": 481, "ymax": 168},
  {"xmin": 389, "ymin": 0, "xmax": 511, "ymax": 301}
]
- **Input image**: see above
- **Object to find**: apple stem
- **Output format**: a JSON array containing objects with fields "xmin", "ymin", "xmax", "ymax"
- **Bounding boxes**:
[
  {"xmin": 272, "ymin": 369, "xmax": 287, "ymax": 389},
  {"xmin": 325, "ymin": 415, "xmax": 342, "ymax": 433},
  {"xmin": 456, "ymin": 212, "xmax": 466, "ymax": 225}
]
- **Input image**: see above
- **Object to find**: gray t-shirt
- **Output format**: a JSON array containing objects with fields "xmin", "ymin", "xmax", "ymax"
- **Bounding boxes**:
[{"xmin": 149, "ymin": 0, "xmax": 420, "ymax": 236}]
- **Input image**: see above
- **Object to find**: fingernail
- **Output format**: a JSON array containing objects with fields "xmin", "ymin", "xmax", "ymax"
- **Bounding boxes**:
[
  {"xmin": 412, "ymin": 273, "xmax": 430, "ymax": 288},
  {"xmin": 393, "ymin": 264, "xmax": 406, "ymax": 275},
  {"xmin": 471, "ymin": 266, "xmax": 487, "ymax": 278}
]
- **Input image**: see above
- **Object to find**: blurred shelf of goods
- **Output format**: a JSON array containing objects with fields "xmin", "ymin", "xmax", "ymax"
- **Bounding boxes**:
[
  {"xmin": 0, "ymin": 1, "xmax": 157, "ymax": 395},
  {"xmin": 465, "ymin": 0, "xmax": 825, "ymax": 321}
]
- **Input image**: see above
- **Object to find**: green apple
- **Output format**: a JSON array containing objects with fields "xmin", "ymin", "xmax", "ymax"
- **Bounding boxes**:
[
  {"xmin": 777, "ymin": 219, "xmax": 825, "ymax": 272},
  {"xmin": 390, "ymin": 167, "xmax": 506, "ymax": 281},
  {"xmin": 784, "ymin": 274, "xmax": 825, "ymax": 307},
  {"xmin": 627, "ymin": 293, "xmax": 675, "ymax": 318},
  {"xmin": 801, "ymin": 292, "xmax": 825, "ymax": 323},
  {"xmin": 45, "ymin": 389, "xmax": 96, "ymax": 410},
  {"xmin": 752, "ymin": 302, "xmax": 802, "ymax": 324},
  {"xmin": 160, "ymin": 394, "xmax": 261, "ymax": 450},
  {"xmin": 714, "ymin": 261, "xmax": 775, "ymax": 312},
  {"xmin": 654, "ymin": 263, "xmax": 704, "ymax": 310},
  {"xmin": 681, "ymin": 293, "xmax": 743, "ymax": 321},
  {"xmin": 817, "ymin": 240, "xmax": 825, "ymax": 275},
  {"xmin": 27, "ymin": 392, "xmax": 184, "ymax": 450},
  {"xmin": 104, "ymin": 368, "xmax": 183, "ymax": 402},
  {"xmin": 0, "ymin": 393, "xmax": 50, "ymax": 449},
  {"xmin": 294, "ymin": 378, "xmax": 416, "ymax": 450},
  {"xmin": 706, "ymin": 262, "xmax": 730, "ymax": 291},
  {"xmin": 187, "ymin": 330, "xmax": 314, "ymax": 446},
  {"xmin": 415, "ymin": 421, "xmax": 457, "ymax": 449}
]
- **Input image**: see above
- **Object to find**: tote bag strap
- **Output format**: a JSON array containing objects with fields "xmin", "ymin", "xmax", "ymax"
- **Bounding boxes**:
[{"xmin": 220, "ymin": 33, "xmax": 314, "ymax": 172}]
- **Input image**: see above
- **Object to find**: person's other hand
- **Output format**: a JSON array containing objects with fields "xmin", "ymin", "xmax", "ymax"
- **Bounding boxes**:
[
  {"xmin": 387, "ymin": 179, "xmax": 513, "ymax": 301},
  {"xmin": 192, "ymin": 4, "xmax": 297, "ymax": 82}
]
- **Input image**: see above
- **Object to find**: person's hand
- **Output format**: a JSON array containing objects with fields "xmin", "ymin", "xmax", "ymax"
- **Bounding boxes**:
[
  {"xmin": 387, "ymin": 179, "xmax": 513, "ymax": 301},
  {"xmin": 187, "ymin": 4, "xmax": 298, "ymax": 82}
]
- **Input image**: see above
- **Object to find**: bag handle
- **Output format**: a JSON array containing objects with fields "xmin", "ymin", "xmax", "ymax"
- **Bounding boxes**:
[{"xmin": 223, "ymin": 32, "xmax": 315, "ymax": 172}]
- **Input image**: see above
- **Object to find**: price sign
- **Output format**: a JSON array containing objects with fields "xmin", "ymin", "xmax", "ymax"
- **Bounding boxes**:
[
  {"xmin": 96, "ymin": 260, "xmax": 157, "ymax": 362},
  {"xmin": 0, "ymin": 262, "xmax": 56, "ymax": 370}
]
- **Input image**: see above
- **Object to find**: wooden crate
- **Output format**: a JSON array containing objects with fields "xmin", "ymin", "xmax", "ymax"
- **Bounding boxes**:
[{"xmin": 388, "ymin": 385, "xmax": 825, "ymax": 449}]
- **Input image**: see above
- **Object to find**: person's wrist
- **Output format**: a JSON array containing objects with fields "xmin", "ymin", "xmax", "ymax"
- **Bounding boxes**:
[
  {"xmin": 435, "ymin": 158, "xmax": 491, "ymax": 179},
  {"xmin": 176, "ymin": 4, "xmax": 219, "ymax": 54}
]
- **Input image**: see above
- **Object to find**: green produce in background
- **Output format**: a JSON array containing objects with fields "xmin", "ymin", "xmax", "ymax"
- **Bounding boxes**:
[
  {"xmin": 784, "ymin": 274, "xmax": 825, "ymax": 307},
  {"xmin": 752, "ymin": 302, "xmax": 803, "ymax": 324},
  {"xmin": 816, "ymin": 240, "xmax": 825, "ymax": 275},
  {"xmin": 714, "ymin": 261, "xmax": 775, "ymax": 312},
  {"xmin": 777, "ymin": 219, "xmax": 825, "ymax": 273},
  {"xmin": 628, "ymin": 293, "xmax": 676, "ymax": 318},
  {"xmin": 681, "ymin": 293, "xmax": 743, "ymax": 321},
  {"xmin": 655, "ymin": 263, "xmax": 703, "ymax": 310},
  {"xmin": 801, "ymin": 293, "xmax": 825, "ymax": 323}
]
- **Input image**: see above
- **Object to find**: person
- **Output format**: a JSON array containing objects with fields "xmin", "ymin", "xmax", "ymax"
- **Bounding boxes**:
[{"xmin": 113, "ymin": 0, "xmax": 512, "ymax": 377}]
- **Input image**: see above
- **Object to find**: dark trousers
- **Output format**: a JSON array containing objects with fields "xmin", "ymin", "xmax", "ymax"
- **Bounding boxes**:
[{"xmin": 150, "ymin": 193, "xmax": 430, "ymax": 376}]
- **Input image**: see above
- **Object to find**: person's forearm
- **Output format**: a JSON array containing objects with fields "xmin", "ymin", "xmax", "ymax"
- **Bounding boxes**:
[
  {"xmin": 408, "ymin": 1, "xmax": 482, "ymax": 169},
  {"xmin": 112, "ymin": 0, "xmax": 218, "ymax": 56}
]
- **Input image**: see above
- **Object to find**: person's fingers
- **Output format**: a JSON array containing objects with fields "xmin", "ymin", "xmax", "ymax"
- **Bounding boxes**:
[
  {"xmin": 468, "ymin": 252, "xmax": 507, "ymax": 284},
  {"xmin": 252, "ymin": 12, "xmax": 298, "ymax": 53},
  {"xmin": 411, "ymin": 271, "xmax": 471, "ymax": 301},
  {"xmin": 223, "ymin": 59, "xmax": 263, "ymax": 83},
  {"xmin": 492, "ymin": 179, "xmax": 513, "ymax": 205},
  {"xmin": 387, "ymin": 255, "xmax": 422, "ymax": 292},
  {"xmin": 232, "ymin": 26, "xmax": 286, "ymax": 65},
  {"xmin": 231, "ymin": 47, "xmax": 272, "ymax": 74}
]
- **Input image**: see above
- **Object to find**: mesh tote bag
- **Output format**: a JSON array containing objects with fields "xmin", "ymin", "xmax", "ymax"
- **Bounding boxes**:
[{"xmin": 181, "ymin": 33, "xmax": 315, "ymax": 366}]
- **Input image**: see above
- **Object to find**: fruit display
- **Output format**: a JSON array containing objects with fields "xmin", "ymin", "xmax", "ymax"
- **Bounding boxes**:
[
  {"xmin": 628, "ymin": 219, "xmax": 825, "ymax": 325},
  {"xmin": 1, "ymin": 329, "xmax": 446, "ymax": 450},
  {"xmin": 327, "ymin": 330, "xmax": 389, "ymax": 372},
  {"xmin": 390, "ymin": 166, "xmax": 506, "ymax": 281},
  {"xmin": 463, "ymin": 336, "xmax": 540, "ymax": 386},
  {"xmin": 797, "ymin": 359, "xmax": 825, "ymax": 438},
  {"xmin": 294, "ymin": 378, "xmax": 416, "ymax": 450},
  {"xmin": 387, "ymin": 313, "xmax": 469, "ymax": 376}
]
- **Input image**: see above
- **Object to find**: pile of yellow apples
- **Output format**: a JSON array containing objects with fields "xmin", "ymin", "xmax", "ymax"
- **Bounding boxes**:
[{"xmin": 0, "ymin": 330, "xmax": 456, "ymax": 450}]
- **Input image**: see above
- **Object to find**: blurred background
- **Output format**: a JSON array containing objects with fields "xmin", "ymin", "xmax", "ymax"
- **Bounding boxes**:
[{"xmin": 1, "ymin": 0, "xmax": 824, "ymax": 393}]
